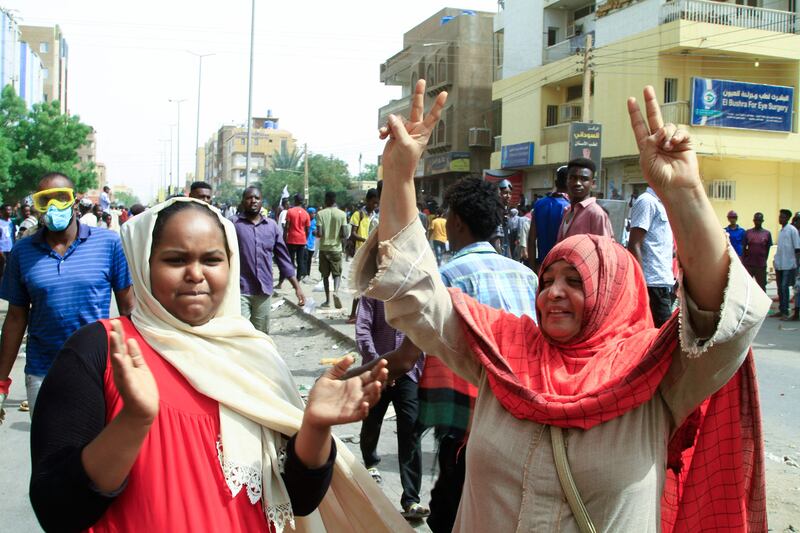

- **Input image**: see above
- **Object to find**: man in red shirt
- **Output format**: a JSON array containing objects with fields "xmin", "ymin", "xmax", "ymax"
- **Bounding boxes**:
[
  {"xmin": 284, "ymin": 194, "xmax": 311, "ymax": 281},
  {"xmin": 556, "ymin": 157, "xmax": 614, "ymax": 242}
]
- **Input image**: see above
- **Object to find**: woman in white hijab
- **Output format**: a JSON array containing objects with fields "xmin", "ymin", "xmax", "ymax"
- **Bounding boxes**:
[{"xmin": 30, "ymin": 198, "xmax": 413, "ymax": 533}]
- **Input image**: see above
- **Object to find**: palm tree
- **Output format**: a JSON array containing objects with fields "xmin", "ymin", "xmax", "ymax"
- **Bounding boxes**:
[{"xmin": 271, "ymin": 147, "xmax": 302, "ymax": 172}]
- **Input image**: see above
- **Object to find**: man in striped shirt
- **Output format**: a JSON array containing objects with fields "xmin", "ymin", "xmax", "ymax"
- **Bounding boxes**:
[{"xmin": 0, "ymin": 174, "xmax": 133, "ymax": 415}]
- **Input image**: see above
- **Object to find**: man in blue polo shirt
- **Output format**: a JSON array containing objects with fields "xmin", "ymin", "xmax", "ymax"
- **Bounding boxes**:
[{"xmin": 0, "ymin": 173, "xmax": 133, "ymax": 415}]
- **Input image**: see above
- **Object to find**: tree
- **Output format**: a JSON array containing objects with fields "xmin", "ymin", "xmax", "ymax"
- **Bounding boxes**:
[
  {"xmin": 271, "ymin": 147, "xmax": 302, "ymax": 172},
  {"xmin": 114, "ymin": 191, "xmax": 141, "ymax": 207},
  {"xmin": 258, "ymin": 153, "xmax": 351, "ymax": 209},
  {"xmin": 355, "ymin": 163, "xmax": 378, "ymax": 183},
  {"xmin": 0, "ymin": 85, "xmax": 96, "ymax": 202},
  {"xmin": 214, "ymin": 180, "xmax": 243, "ymax": 207}
]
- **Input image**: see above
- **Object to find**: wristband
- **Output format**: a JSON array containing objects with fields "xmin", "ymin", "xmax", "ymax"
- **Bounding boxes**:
[{"xmin": 0, "ymin": 378, "xmax": 11, "ymax": 395}]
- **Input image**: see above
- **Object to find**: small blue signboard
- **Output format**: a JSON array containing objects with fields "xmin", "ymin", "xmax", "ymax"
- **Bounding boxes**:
[
  {"xmin": 501, "ymin": 142, "xmax": 535, "ymax": 169},
  {"xmin": 691, "ymin": 77, "xmax": 794, "ymax": 133}
]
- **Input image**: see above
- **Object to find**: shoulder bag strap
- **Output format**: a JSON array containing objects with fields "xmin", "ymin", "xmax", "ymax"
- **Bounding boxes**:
[{"xmin": 550, "ymin": 426, "xmax": 597, "ymax": 533}]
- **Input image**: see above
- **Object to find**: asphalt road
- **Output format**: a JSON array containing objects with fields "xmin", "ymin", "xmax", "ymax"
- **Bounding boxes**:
[{"xmin": 1, "ymin": 291, "xmax": 798, "ymax": 531}]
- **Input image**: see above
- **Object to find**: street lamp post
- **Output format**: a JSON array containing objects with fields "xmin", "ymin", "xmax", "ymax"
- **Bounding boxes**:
[
  {"xmin": 189, "ymin": 52, "xmax": 215, "ymax": 181},
  {"xmin": 245, "ymin": 0, "xmax": 256, "ymax": 187},
  {"xmin": 169, "ymin": 98, "xmax": 187, "ymax": 193}
]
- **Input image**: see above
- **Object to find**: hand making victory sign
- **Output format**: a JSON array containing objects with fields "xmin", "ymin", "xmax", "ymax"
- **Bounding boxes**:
[
  {"xmin": 627, "ymin": 85, "xmax": 728, "ymax": 312},
  {"xmin": 627, "ymin": 85, "xmax": 700, "ymax": 195},
  {"xmin": 378, "ymin": 79, "xmax": 448, "ymax": 242}
]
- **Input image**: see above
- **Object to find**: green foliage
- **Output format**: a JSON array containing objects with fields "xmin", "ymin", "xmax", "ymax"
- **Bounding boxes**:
[
  {"xmin": 114, "ymin": 191, "xmax": 141, "ymax": 207},
  {"xmin": 270, "ymin": 147, "xmax": 302, "ymax": 172},
  {"xmin": 214, "ymin": 180, "xmax": 243, "ymax": 207},
  {"xmin": 258, "ymin": 153, "xmax": 351, "ymax": 209},
  {"xmin": 356, "ymin": 163, "xmax": 378, "ymax": 182},
  {"xmin": 0, "ymin": 85, "xmax": 96, "ymax": 203}
]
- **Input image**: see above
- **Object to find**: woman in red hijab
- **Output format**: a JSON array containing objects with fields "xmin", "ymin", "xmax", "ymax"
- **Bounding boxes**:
[{"xmin": 350, "ymin": 82, "xmax": 770, "ymax": 532}]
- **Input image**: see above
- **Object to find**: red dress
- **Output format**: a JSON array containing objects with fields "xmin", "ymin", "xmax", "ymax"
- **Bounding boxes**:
[{"xmin": 87, "ymin": 318, "xmax": 271, "ymax": 533}]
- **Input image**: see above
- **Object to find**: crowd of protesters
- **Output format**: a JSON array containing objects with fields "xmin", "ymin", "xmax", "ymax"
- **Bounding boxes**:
[{"xmin": 0, "ymin": 83, "xmax": 786, "ymax": 532}]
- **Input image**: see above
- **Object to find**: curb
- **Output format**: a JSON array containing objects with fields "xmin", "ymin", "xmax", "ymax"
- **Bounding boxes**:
[{"xmin": 278, "ymin": 296, "xmax": 358, "ymax": 350}]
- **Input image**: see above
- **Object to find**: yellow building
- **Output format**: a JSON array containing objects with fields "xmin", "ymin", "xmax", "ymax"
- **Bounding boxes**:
[
  {"xmin": 493, "ymin": 0, "xmax": 800, "ymax": 234},
  {"xmin": 202, "ymin": 113, "xmax": 297, "ymax": 189}
]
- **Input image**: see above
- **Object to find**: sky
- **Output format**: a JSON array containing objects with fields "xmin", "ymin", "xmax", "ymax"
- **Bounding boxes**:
[{"xmin": 4, "ymin": 0, "xmax": 500, "ymax": 201}]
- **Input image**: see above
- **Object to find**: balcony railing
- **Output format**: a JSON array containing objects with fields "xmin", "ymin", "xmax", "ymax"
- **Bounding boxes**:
[
  {"xmin": 660, "ymin": 101, "xmax": 690, "ymax": 125},
  {"xmin": 661, "ymin": 0, "xmax": 797, "ymax": 33},
  {"xmin": 379, "ymin": 96, "xmax": 412, "ymax": 121},
  {"xmin": 544, "ymin": 31, "xmax": 594, "ymax": 64},
  {"xmin": 541, "ymin": 123, "xmax": 570, "ymax": 145}
]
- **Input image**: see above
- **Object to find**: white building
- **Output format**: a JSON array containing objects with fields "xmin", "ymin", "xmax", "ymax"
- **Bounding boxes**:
[{"xmin": 0, "ymin": 8, "xmax": 46, "ymax": 108}]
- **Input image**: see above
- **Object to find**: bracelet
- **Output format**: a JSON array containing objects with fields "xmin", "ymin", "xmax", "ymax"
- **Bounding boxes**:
[{"xmin": 0, "ymin": 378, "xmax": 11, "ymax": 395}]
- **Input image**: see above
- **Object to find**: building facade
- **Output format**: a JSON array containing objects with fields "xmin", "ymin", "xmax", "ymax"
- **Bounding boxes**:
[
  {"xmin": 493, "ymin": 0, "xmax": 800, "ymax": 230},
  {"xmin": 1, "ymin": 10, "xmax": 46, "ymax": 108},
  {"xmin": 202, "ymin": 113, "xmax": 297, "ymax": 188},
  {"xmin": 19, "ymin": 25, "xmax": 68, "ymax": 113},
  {"xmin": 379, "ymin": 8, "xmax": 496, "ymax": 207}
]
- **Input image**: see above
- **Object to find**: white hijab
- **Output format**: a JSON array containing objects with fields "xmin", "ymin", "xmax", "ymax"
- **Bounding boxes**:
[{"xmin": 120, "ymin": 198, "xmax": 410, "ymax": 533}]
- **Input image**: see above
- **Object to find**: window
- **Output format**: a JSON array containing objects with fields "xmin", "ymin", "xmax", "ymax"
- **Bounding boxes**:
[
  {"xmin": 664, "ymin": 78, "xmax": 678, "ymax": 103},
  {"xmin": 39, "ymin": 42, "xmax": 49, "ymax": 53},
  {"xmin": 426, "ymin": 63, "xmax": 436, "ymax": 85},
  {"xmin": 546, "ymin": 105, "xmax": 559, "ymax": 127},
  {"xmin": 493, "ymin": 30, "xmax": 504, "ymax": 81},
  {"xmin": 566, "ymin": 85, "xmax": 582, "ymax": 101},
  {"xmin": 547, "ymin": 27, "xmax": 559, "ymax": 47},
  {"xmin": 411, "ymin": 71, "xmax": 419, "ymax": 88},
  {"xmin": 42, "ymin": 68, "xmax": 49, "ymax": 80},
  {"xmin": 280, "ymin": 139, "xmax": 288, "ymax": 156},
  {"xmin": 436, "ymin": 121, "xmax": 446, "ymax": 145},
  {"xmin": 437, "ymin": 58, "xmax": 447, "ymax": 84},
  {"xmin": 573, "ymin": 3, "xmax": 596, "ymax": 20},
  {"xmin": 709, "ymin": 180, "xmax": 736, "ymax": 201}
]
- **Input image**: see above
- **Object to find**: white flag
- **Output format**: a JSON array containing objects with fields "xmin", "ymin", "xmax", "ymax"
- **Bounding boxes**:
[{"xmin": 280, "ymin": 185, "xmax": 289, "ymax": 200}]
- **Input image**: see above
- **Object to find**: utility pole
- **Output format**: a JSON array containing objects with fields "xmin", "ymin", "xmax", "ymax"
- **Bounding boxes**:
[
  {"xmin": 169, "ymin": 126, "xmax": 175, "ymax": 195},
  {"xmin": 303, "ymin": 143, "xmax": 309, "ymax": 202},
  {"xmin": 159, "ymin": 138, "xmax": 170, "ymax": 200},
  {"xmin": 582, "ymin": 33, "xmax": 593, "ymax": 123},
  {"xmin": 190, "ymin": 52, "xmax": 215, "ymax": 181},
  {"xmin": 169, "ymin": 99, "xmax": 187, "ymax": 192},
  {"xmin": 244, "ymin": 0, "xmax": 256, "ymax": 187}
]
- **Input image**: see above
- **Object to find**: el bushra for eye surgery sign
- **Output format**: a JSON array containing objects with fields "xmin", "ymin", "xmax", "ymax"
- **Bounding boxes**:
[{"xmin": 691, "ymin": 77, "xmax": 794, "ymax": 133}]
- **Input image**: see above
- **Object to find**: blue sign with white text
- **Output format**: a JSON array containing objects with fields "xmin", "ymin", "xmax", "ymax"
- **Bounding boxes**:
[
  {"xmin": 691, "ymin": 77, "xmax": 794, "ymax": 132},
  {"xmin": 501, "ymin": 142, "xmax": 535, "ymax": 169}
]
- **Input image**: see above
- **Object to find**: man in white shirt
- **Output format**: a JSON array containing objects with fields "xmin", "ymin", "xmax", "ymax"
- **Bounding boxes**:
[
  {"xmin": 628, "ymin": 187, "xmax": 676, "ymax": 326},
  {"xmin": 78, "ymin": 198, "xmax": 98, "ymax": 227},
  {"xmin": 774, "ymin": 208, "xmax": 800, "ymax": 320},
  {"xmin": 99, "ymin": 186, "xmax": 111, "ymax": 213}
]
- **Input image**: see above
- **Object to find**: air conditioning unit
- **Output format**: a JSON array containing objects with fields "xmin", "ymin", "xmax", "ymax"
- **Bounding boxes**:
[{"xmin": 469, "ymin": 127, "xmax": 492, "ymax": 147}]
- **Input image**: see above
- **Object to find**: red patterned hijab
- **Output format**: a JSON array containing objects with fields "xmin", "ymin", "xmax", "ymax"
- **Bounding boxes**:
[{"xmin": 449, "ymin": 233, "xmax": 765, "ymax": 531}]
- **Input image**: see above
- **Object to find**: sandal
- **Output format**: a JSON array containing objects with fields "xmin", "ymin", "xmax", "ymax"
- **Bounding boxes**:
[
  {"xmin": 19, "ymin": 400, "xmax": 29, "ymax": 412},
  {"xmin": 367, "ymin": 467, "xmax": 382, "ymax": 484},
  {"xmin": 402, "ymin": 503, "xmax": 431, "ymax": 519}
]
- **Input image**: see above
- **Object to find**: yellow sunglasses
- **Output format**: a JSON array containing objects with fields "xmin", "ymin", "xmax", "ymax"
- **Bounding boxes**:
[{"xmin": 32, "ymin": 187, "xmax": 76, "ymax": 212}]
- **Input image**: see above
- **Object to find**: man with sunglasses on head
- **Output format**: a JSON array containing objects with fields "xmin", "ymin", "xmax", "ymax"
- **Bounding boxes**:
[{"xmin": 0, "ymin": 173, "xmax": 134, "ymax": 416}]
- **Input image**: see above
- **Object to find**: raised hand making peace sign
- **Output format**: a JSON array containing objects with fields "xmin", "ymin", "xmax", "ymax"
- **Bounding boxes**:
[
  {"xmin": 379, "ymin": 79, "xmax": 448, "ymax": 183},
  {"xmin": 377, "ymin": 79, "xmax": 448, "ymax": 241},
  {"xmin": 627, "ymin": 86, "xmax": 701, "ymax": 195}
]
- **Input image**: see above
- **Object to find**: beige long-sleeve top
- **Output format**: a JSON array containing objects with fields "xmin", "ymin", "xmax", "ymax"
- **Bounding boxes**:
[{"xmin": 353, "ymin": 220, "xmax": 770, "ymax": 533}]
